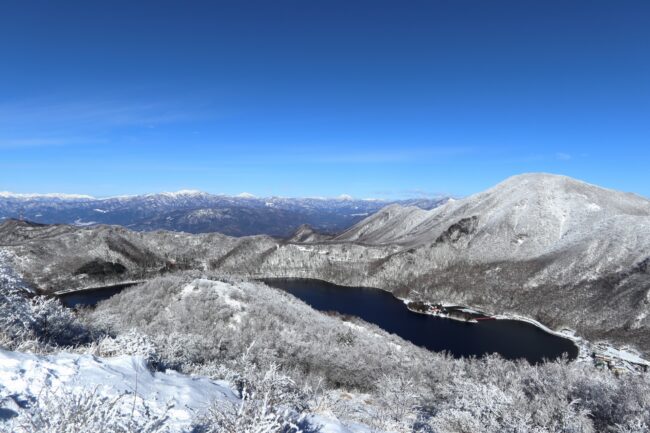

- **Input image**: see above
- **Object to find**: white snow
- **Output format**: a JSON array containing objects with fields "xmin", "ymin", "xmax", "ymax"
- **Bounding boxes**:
[
  {"xmin": 180, "ymin": 279, "xmax": 239, "ymax": 299},
  {"xmin": 155, "ymin": 189, "xmax": 205, "ymax": 198},
  {"xmin": 0, "ymin": 192, "xmax": 95, "ymax": 200},
  {"xmin": 73, "ymin": 218, "xmax": 97, "ymax": 226},
  {"xmin": 334, "ymin": 173, "xmax": 650, "ymax": 287},
  {"xmin": 305, "ymin": 414, "xmax": 378, "ymax": 433},
  {"xmin": 236, "ymin": 192, "xmax": 257, "ymax": 198},
  {"xmin": 598, "ymin": 345, "xmax": 650, "ymax": 367},
  {"xmin": 0, "ymin": 349, "xmax": 236, "ymax": 430},
  {"xmin": 0, "ymin": 348, "xmax": 373, "ymax": 433}
]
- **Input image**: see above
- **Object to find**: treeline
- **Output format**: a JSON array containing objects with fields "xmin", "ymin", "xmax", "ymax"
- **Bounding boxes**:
[{"xmin": 82, "ymin": 273, "xmax": 650, "ymax": 433}]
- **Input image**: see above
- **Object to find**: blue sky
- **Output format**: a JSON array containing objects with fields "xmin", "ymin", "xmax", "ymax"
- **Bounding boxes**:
[{"xmin": 0, "ymin": 0, "xmax": 648, "ymax": 198}]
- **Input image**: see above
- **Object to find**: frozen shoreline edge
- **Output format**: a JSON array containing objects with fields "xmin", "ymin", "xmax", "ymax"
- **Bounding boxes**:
[{"xmin": 401, "ymin": 297, "xmax": 650, "ymax": 372}]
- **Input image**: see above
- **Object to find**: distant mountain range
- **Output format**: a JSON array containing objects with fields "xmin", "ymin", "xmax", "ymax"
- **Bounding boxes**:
[
  {"xmin": 0, "ymin": 190, "xmax": 449, "ymax": 237},
  {"xmin": 1, "ymin": 173, "xmax": 648, "ymax": 355}
]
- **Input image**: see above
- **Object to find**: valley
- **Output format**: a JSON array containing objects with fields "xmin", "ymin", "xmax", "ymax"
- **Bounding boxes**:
[
  {"xmin": 1, "ymin": 174, "xmax": 648, "ymax": 358},
  {"xmin": 2, "ymin": 173, "xmax": 650, "ymax": 432},
  {"xmin": 0, "ymin": 190, "xmax": 447, "ymax": 237}
]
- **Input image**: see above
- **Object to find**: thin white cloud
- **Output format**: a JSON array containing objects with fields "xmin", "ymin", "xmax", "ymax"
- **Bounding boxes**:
[
  {"xmin": 0, "ymin": 97, "xmax": 214, "ymax": 148},
  {"xmin": 0, "ymin": 137, "xmax": 108, "ymax": 149},
  {"xmin": 371, "ymin": 188, "xmax": 455, "ymax": 199},
  {"xmin": 0, "ymin": 99, "xmax": 199, "ymax": 128},
  {"xmin": 293, "ymin": 146, "xmax": 476, "ymax": 164}
]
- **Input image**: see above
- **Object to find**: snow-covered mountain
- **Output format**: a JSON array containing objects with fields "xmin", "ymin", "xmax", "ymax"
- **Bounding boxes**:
[
  {"xmin": 0, "ymin": 190, "xmax": 448, "ymax": 237},
  {"xmin": 336, "ymin": 173, "xmax": 650, "ymax": 262},
  {"xmin": 1, "ymin": 173, "xmax": 648, "ymax": 355}
]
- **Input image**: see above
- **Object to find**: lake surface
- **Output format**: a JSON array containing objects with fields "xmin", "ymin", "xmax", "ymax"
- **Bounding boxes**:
[
  {"xmin": 58, "ymin": 277, "xmax": 578, "ymax": 363},
  {"xmin": 264, "ymin": 278, "xmax": 578, "ymax": 363},
  {"xmin": 58, "ymin": 282, "xmax": 139, "ymax": 308}
]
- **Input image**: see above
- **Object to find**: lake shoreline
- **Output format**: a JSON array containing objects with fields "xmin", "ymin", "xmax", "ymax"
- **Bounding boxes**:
[
  {"xmin": 56, "ymin": 275, "xmax": 649, "ymax": 372},
  {"xmin": 400, "ymin": 296, "xmax": 650, "ymax": 373},
  {"xmin": 261, "ymin": 277, "xmax": 578, "ymax": 363}
]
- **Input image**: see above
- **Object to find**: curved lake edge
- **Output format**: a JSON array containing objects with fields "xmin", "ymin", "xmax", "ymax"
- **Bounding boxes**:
[
  {"xmin": 402, "ymin": 298, "xmax": 592, "ymax": 362},
  {"xmin": 55, "ymin": 275, "xmax": 649, "ymax": 371},
  {"xmin": 400, "ymin": 298, "xmax": 582, "ymax": 348},
  {"xmin": 398, "ymin": 296, "xmax": 649, "ymax": 372},
  {"xmin": 260, "ymin": 277, "xmax": 650, "ymax": 372},
  {"xmin": 56, "ymin": 281, "xmax": 143, "ymax": 307},
  {"xmin": 256, "ymin": 277, "xmax": 580, "ymax": 364}
]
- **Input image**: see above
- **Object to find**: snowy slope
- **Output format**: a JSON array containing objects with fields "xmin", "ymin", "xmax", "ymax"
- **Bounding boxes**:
[
  {"xmin": 0, "ymin": 349, "xmax": 236, "ymax": 429},
  {"xmin": 0, "ymin": 349, "xmax": 375, "ymax": 433},
  {"xmin": 0, "ymin": 192, "xmax": 95, "ymax": 200},
  {"xmin": 2, "ymin": 174, "xmax": 649, "ymax": 353},
  {"xmin": 333, "ymin": 205, "xmax": 432, "ymax": 244},
  {"xmin": 335, "ymin": 173, "xmax": 650, "ymax": 266}
]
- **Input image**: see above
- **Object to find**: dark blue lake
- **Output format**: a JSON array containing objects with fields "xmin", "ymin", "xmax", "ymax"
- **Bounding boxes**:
[
  {"xmin": 59, "ymin": 277, "xmax": 578, "ymax": 363},
  {"xmin": 58, "ymin": 282, "xmax": 139, "ymax": 308},
  {"xmin": 264, "ymin": 278, "xmax": 578, "ymax": 364}
]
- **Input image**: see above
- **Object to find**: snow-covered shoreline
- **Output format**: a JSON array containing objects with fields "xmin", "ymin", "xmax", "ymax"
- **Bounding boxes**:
[
  {"xmin": 488, "ymin": 313, "xmax": 649, "ymax": 372},
  {"xmin": 402, "ymin": 297, "xmax": 650, "ymax": 373},
  {"xmin": 51, "ymin": 273, "xmax": 650, "ymax": 374}
]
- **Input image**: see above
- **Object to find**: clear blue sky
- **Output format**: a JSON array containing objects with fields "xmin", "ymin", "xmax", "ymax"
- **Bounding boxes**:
[{"xmin": 1, "ymin": 0, "xmax": 648, "ymax": 198}]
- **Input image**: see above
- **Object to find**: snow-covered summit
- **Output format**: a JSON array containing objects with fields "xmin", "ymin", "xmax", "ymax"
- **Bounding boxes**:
[
  {"xmin": 0, "ymin": 188, "xmax": 447, "ymax": 237},
  {"xmin": 335, "ymin": 172, "xmax": 650, "ymax": 268},
  {"xmin": 153, "ymin": 189, "xmax": 207, "ymax": 198},
  {"xmin": 0, "ymin": 192, "xmax": 95, "ymax": 200}
]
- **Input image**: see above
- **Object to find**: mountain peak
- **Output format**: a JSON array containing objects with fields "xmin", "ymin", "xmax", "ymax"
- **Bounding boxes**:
[
  {"xmin": 156, "ymin": 189, "xmax": 206, "ymax": 198},
  {"xmin": 489, "ymin": 172, "xmax": 637, "ymax": 196},
  {"xmin": 336, "ymin": 173, "xmax": 650, "ymax": 247},
  {"xmin": 0, "ymin": 191, "xmax": 96, "ymax": 200}
]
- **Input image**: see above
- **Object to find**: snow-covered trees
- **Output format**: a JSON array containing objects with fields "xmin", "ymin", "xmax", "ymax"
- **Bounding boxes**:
[
  {"xmin": 4, "ymin": 388, "xmax": 170, "ymax": 433},
  {"xmin": 4, "ymin": 273, "xmax": 650, "ymax": 433},
  {"xmin": 79, "ymin": 275, "xmax": 650, "ymax": 433},
  {"xmin": 1, "ymin": 251, "xmax": 91, "ymax": 350},
  {"xmin": 29, "ymin": 296, "xmax": 91, "ymax": 346},
  {"xmin": 194, "ymin": 356, "xmax": 308, "ymax": 433},
  {"xmin": 371, "ymin": 374, "xmax": 421, "ymax": 432},
  {"xmin": 94, "ymin": 329, "xmax": 159, "ymax": 366}
]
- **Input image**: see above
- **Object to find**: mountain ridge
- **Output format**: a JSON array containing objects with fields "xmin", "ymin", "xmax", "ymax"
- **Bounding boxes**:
[
  {"xmin": 0, "ymin": 190, "xmax": 449, "ymax": 237},
  {"xmin": 1, "ymin": 173, "xmax": 648, "ymax": 355},
  {"xmin": 335, "ymin": 173, "xmax": 650, "ymax": 250}
]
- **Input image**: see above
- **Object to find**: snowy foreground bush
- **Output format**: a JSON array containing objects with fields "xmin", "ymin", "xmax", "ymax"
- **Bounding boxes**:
[
  {"xmin": 0, "ymin": 250, "xmax": 92, "ymax": 351},
  {"xmin": 6, "ymin": 388, "xmax": 170, "ymax": 433},
  {"xmin": 0, "ymin": 348, "xmax": 331, "ymax": 433},
  {"xmin": 2, "ymin": 271, "xmax": 650, "ymax": 432},
  {"xmin": 81, "ymin": 274, "xmax": 650, "ymax": 433}
]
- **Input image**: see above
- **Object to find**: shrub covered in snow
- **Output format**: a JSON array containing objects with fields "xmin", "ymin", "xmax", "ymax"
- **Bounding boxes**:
[
  {"xmin": 94, "ymin": 329, "xmax": 159, "ymax": 366},
  {"xmin": 2, "ymin": 250, "xmax": 94, "ymax": 350},
  {"xmin": 29, "ymin": 296, "xmax": 92, "ymax": 346},
  {"xmin": 3, "ymin": 388, "xmax": 171, "ymax": 433},
  {"xmin": 83, "ymin": 275, "xmax": 650, "ymax": 433},
  {"xmin": 4, "ymin": 272, "xmax": 650, "ymax": 433},
  {"xmin": 193, "ymin": 362, "xmax": 308, "ymax": 433}
]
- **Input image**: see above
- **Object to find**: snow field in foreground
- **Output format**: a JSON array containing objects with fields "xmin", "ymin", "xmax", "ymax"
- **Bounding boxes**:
[{"xmin": 0, "ymin": 349, "xmax": 370, "ymax": 433}]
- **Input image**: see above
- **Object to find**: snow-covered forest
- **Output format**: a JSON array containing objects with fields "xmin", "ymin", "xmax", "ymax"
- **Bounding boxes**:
[
  {"xmin": 1, "ymin": 267, "xmax": 649, "ymax": 432},
  {"xmin": 3, "ymin": 0, "xmax": 649, "ymax": 428}
]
